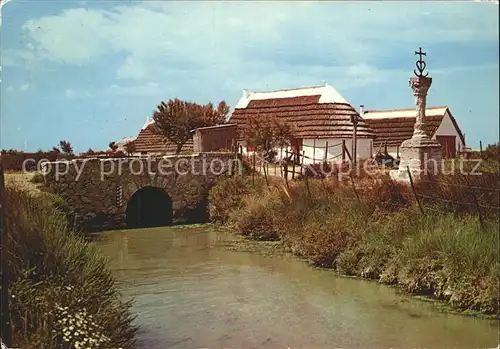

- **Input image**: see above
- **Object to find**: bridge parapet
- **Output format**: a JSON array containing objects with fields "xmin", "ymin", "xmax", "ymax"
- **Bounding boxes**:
[{"xmin": 42, "ymin": 153, "xmax": 239, "ymax": 231}]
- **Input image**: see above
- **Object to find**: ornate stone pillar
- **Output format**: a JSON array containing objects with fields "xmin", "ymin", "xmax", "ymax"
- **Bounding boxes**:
[
  {"xmin": 391, "ymin": 48, "xmax": 443, "ymax": 182},
  {"xmin": 409, "ymin": 75, "xmax": 432, "ymax": 138}
]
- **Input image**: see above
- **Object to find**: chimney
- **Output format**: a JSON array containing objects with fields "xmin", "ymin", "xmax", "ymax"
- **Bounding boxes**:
[
  {"xmin": 359, "ymin": 104, "xmax": 365, "ymax": 117},
  {"xmin": 243, "ymin": 89, "xmax": 249, "ymax": 99}
]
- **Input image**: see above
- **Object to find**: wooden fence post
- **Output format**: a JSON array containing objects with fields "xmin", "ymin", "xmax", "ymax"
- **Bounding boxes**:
[
  {"xmin": 324, "ymin": 141, "xmax": 328, "ymax": 163},
  {"xmin": 252, "ymin": 152, "xmax": 256, "ymax": 186},
  {"xmin": 0, "ymin": 157, "xmax": 12, "ymax": 347},
  {"xmin": 263, "ymin": 159, "xmax": 270, "ymax": 190},
  {"xmin": 284, "ymin": 157, "xmax": 289, "ymax": 189},
  {"xmin": 352, "ymin": 117, "xmax": 358, "ymax": 167},
  {"xmin": 305, "ymin": 169, "xmax": 311, "ymax": 200},
  {"xmin": 301, "ymin": 150, "xmax": 305, "ymax": 176},
  {"xmin": 463, "ymin": 175, "xmax": 485, "ymax": 231},
  {"xmin": 342, "ymin": 140, "xmax": 346, "ymax": 163},
  {"xmin": 350, "ymin": 175, "xmax": 360, "ymax": 203},
  {"xmin": 313, "ymin": 139, "xmax": 316, "ymax": 163},
  {"xmin": 407, "ymin": 166, "xmax": 424, "ymax": 214},
  {"xmin": 280, "ymin": 147, "xmax": 283, "ymax": 177}
]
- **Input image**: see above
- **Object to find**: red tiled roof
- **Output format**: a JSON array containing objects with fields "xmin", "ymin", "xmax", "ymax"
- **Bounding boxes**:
[
  {"xmin": 134, "ymin": 126, "xmax": 193, "ymax": 154},
  {"xmin": 247, "ymin": 95, "xmax": 321, "ymax": 108},
  {"xmin": 366, "ymin": 115, "xmax": 444, "ymax": 148},
  {"xmin": 230, "ymin": 99, "xmax": 374, "ymax": 139}
]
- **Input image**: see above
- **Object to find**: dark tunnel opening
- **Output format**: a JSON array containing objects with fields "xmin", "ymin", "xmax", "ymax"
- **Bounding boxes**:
[{"xmin": 126, "ymin": 186, "xmax": 173, "ymax": 229}]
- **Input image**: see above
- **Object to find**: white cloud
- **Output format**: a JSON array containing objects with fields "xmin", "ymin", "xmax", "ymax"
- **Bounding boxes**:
[
  {"xmin": 11, "ymin": 2, "xmax": 498, "ymax": 72},
  {"xmin": 19, "ymin": 83, "xmax": 30, "ymax": 91},
  {"xmin": 105, "ymin": 82, "xmax": 172, "ymax": 97},
  {"xmin": 116, "ymin": 56, "xmax": 146, "ymax": 80},
  {"xmin": 65, "ymin": 88, "xmax": 92, "ymax": 99},
  {"xmin": 3, "ymin": 83, "xmax": 33, "ymax": 93},
  {"xmin": 3, "ymin": 1, "xmax": 498, "ymax": 101},
  {"xmin": 65, "ymin": 89, "xmax": 75, "ymax": 98}
]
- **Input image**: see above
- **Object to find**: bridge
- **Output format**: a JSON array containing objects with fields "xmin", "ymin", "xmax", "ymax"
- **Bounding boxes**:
[{"xmin": 42, "ymin": 152, "xmax": 239, "ymax": 231}]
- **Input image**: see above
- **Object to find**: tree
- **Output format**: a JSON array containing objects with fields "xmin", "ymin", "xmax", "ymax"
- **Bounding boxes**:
[
  {"xmin": 243, "ymin": 114, "xmax": 294, "ymax": 161},
  {"xmin": 152, "ymin": 98, "xmax": 230, "ymax": 154},
  {"xmin": 51, "ymin": 147, "xmax": 61, "ymax": 153},
  {"xmin": 124, "ymin": 141, "xmax": 136, "ymax": 156},
  {"xmin": 108, "ymin": 141, "xmax": 118, "ymax": 151},
  {"xmin": 58, "ymin": 140, "xmax": 73, "ymax": 155}
]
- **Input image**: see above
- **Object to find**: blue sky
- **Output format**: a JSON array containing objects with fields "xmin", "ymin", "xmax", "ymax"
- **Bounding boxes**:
[{"xmin": 1, "ymin": 1, "xmax": 498, "ymax": 152}]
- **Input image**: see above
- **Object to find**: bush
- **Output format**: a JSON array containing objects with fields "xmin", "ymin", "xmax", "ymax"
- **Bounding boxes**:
[
  {"xmin": 30, "ymin": 172, "xmax": 45, "ymax": 184},
  {"xmin": 230, "ymin": 191, "xmax": 282, "ymax": 241},
  {"xmin": 4, "ymin": 187, "xmax": 138, "ymax": 348},
  {"xmin": 208, "ymin": 176, "xmax": 265, "ymax": 223}
]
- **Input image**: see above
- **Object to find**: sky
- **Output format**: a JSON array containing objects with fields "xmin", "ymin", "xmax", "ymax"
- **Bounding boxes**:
[{"xmin": 0, "ymin": 1, "xmax": 498, "ymax": 153}]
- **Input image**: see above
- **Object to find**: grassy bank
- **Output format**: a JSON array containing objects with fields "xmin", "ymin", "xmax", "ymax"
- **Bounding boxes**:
[
  {"xmin": 3, "ymin": 184, "xmax": 138, "ymax": 348},
  {"xmin": 208, "ymin": 174, "xmax": 499, "ymax": 316}
]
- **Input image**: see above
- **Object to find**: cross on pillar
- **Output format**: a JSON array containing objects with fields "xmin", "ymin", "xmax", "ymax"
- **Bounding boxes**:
[{"xmin": 414, "ymin": 47, "xmax": 428, "ymax": 77}]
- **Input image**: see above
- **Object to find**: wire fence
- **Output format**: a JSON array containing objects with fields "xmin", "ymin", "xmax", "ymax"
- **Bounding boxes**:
[
  {"xmin": 234, "ymin": 145, "xmax": 499, "ymax": 231},
  {"xmin": 238, "ymin": 140, "xmax": 354, "ymax": 179}
]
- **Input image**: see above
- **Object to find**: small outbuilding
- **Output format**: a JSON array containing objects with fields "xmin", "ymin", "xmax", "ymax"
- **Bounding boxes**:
[{"xmin": 363, "ymin": 106, "xmax": 465, "ymax": 158}]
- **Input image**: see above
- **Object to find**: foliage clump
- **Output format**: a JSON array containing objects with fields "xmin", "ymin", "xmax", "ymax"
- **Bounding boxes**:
[
  {"xmin": 3, "ymin": 187, "xmax": 138, "ymax": 348},
  {"xmin": 152, "ymin": 98, "xmax": 230, "ymax": 154}
]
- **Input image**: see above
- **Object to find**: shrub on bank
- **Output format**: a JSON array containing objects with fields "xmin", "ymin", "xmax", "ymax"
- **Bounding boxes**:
[
  {"xmin": 208, "ymin": 176, "xmax": 266, "ymax": 223},
  {"xmin": 30, "ymin": 172, "xmax": 45, "ymax": 184},
  {"xmin": 209, "ymin": 173, "xmax": 500, "ymax": 315},
  {"xmin": 230, "ymin": 190, "xmax": 283, "ymax": 241},
  {"xmin": 3, "ymin": 186, "xmax": 138, "ymax": 348}
]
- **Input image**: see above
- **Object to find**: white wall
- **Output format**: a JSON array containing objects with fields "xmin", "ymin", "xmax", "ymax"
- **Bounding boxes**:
[
  {"xmin": 238, "ymin": 138, "xmax": 373, "ymax": 165},
  {"xmin": 432, "ymin": 110, "xmax": 465, "ymax": 152},
  {"xmin": 302, "ymin": 138, "xmax": 372, "ymax": 164}
]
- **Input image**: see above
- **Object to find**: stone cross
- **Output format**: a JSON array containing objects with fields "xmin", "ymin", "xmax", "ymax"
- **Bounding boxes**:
[{"xmin": 391, "ymin": 47, "xmax": 443, "ymax": 182}]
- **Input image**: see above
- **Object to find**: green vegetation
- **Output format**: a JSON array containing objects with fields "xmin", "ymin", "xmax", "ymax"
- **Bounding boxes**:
[
  {"xmin": 209, "ymin": 174, "xmax": 499, "ymax": 316},
  {"xmin": 29, "ymin": 172, "xmax": 45, "ymax": 184},
  {"xmin": 4, "ymin": 186, "xmax": 138, "ymax": 348},
  {"xmin": 152, "ymin": 98, "xmax": 230, "ymax": 154}
]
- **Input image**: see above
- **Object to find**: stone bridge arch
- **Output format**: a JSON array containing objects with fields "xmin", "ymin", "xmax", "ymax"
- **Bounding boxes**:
[
  {"xmin": 126, "ymin": 186, "xmax": 173, "ymax": 228},
  {"xmin": 42, "ymin": 153, "xmax": 239, "ymax": 231}
]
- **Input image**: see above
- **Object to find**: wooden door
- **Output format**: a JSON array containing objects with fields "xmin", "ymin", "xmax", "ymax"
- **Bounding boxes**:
[{"xmin": 436, "ymin": 135, "xmax": 456, "ymax": 158}]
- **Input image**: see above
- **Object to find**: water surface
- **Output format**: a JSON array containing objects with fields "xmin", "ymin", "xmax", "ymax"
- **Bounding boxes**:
[{"xmin": 94, "ymin": 225, "xmax": 499, "ymax": 349}]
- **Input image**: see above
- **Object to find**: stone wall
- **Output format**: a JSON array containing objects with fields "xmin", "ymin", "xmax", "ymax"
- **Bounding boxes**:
[{"xmin": 42, "ymin": 153, "xmax": 239, "ymax": 231}]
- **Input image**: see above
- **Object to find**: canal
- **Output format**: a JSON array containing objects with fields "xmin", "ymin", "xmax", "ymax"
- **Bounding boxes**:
[{"xmin": 94, "ymin": 224, "xmax": 498, "ymax": 349}]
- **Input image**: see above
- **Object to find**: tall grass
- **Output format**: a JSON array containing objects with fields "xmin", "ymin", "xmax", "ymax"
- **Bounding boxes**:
[
  {"xmin": 209, "ymin": 174, "xmax": 499, "ymax": 315},
  {"xmin": 4, "ymin": 186, "xmax": 138, "ymax": 348}
]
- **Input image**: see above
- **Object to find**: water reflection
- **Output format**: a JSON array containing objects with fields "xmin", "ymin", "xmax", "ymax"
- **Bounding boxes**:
[{"xmin": 95, "ymin": 225, "xmax": 499, "ymax": 349}]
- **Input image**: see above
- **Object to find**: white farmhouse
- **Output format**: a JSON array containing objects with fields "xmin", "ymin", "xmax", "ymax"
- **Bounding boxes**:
[{"xmin": 229, "ymin": 83, "xmax": 375, "ymax": 164}]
